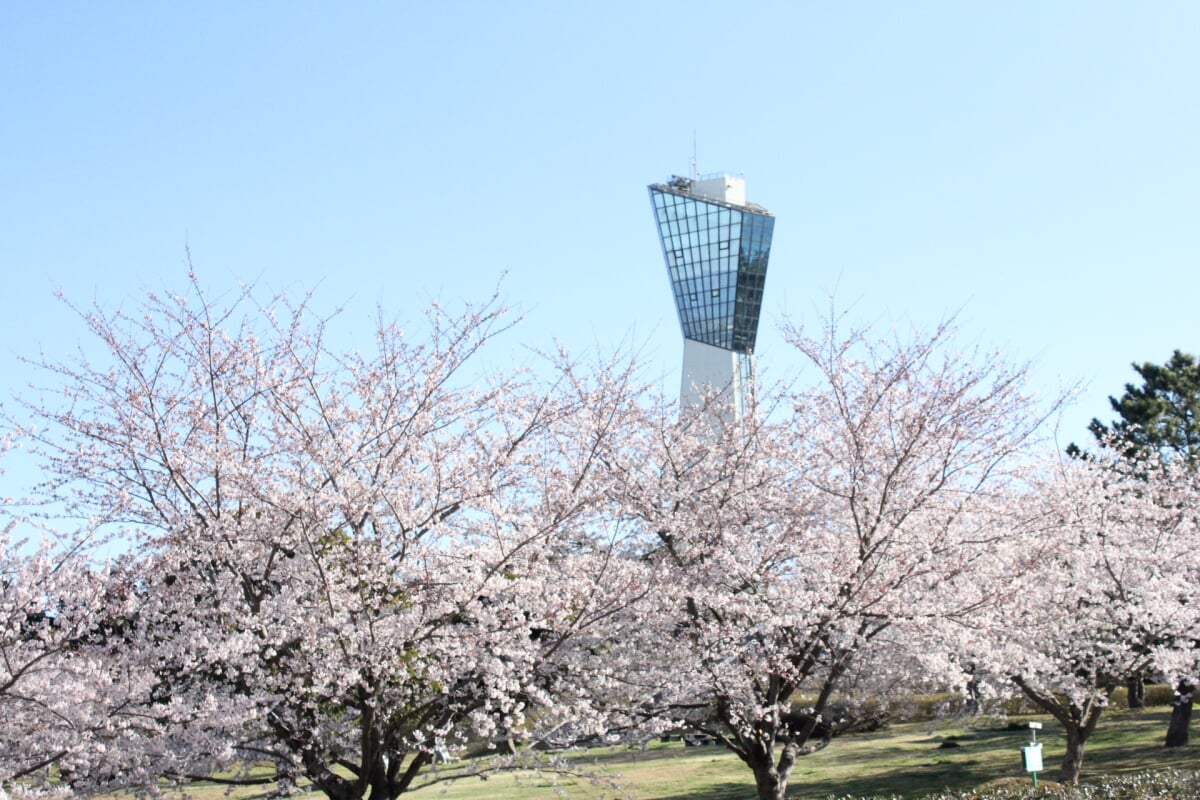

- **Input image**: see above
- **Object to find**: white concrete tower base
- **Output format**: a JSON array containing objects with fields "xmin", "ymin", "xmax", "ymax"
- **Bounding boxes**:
[{"xmin": 680, "ymin": 338, "xmax": 754, "ymax": 420}]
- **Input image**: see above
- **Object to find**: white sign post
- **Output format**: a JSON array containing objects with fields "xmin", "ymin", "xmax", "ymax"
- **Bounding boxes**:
[{"xmin": 1021, "ymin": 722, "xmax": 1044, "ymax": 787}]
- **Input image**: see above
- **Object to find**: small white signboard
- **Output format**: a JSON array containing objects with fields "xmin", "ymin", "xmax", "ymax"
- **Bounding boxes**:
[{"xmin": 1021, "ymin": 743, "xmax": 1043, "ymax": 772}]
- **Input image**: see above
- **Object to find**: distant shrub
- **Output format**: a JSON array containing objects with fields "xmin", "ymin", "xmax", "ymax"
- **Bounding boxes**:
[
  {"xmin": 1111, "ymin": 684, "xmax": 1173, "ymax": 709},
  {"xmin": 1143, "ymin": 684, "xmax": 1175, "ymax": 707},
  {"xmin": 799, "ymin": 682, "xmax": 1172, "ymax": 727},
  {"xmin": 895, "ymin": 692, "xmax": 1039, "ymax": 722},
  {"xmin": 902, "ymin": 693, "xmax": 962, "ymax": 720},
  {"xmin": 997, "ymin": 695, "xmax": 1041, "ymax": 716}
]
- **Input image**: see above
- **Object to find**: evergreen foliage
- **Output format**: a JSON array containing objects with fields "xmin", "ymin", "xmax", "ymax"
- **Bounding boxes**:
[{"xmin": 1073, "ymin": 350, "xmax": 1200, "ymax": 463}]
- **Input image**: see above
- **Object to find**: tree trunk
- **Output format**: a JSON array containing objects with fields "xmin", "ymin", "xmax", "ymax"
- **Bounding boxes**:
[
  {"xmin": 1125, "ymin": 676, "xmax": 1145, "ymax": 709},
  {"xmin": 1165, "ymin": 681, "xmax": 1194, "ymax": 748},
  {"xmin": 751, "ymin": 764, "xmax": 788, "ymax": 800},
  {"xmin": 737, "ymin": 734, "xmax": 795, "ymax": 800},
  {"xmin": 1060, "ymin": 726, "xmax": 1086, "ymax": 785},
  {"xmin": 1011, "ymin": 676, "xmax": 1108, "ymax": 785},
  {"xmin": 965, "ymin": 677, "xmax": 982, "ymax": 716}
]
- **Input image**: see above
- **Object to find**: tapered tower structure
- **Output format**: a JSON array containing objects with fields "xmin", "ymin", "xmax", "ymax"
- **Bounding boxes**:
[{"xmin": 648, "ymin": 173, "xmax": 775, "ymax": 419}]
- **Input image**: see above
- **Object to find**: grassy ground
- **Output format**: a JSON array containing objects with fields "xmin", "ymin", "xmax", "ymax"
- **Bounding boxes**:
[{"xmin": 114, "ymin": 709, "xmax": 1196, "ymax": 800}]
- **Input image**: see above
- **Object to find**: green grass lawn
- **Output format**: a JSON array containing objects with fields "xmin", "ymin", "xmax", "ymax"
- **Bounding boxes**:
[{"xmin": 114, "ymin": 709, "xmax": 1197, "ymax": 800}]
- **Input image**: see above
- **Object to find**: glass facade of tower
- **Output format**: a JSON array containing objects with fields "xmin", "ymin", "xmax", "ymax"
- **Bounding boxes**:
[{"xmin": 649, "ymin": 178, "xmax": 775, "ymax": 354}]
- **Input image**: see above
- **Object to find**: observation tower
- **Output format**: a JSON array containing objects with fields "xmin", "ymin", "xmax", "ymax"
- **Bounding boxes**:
[{"xmin": 648, "ymin": 173, "xmax": 775, "ymax": 419}]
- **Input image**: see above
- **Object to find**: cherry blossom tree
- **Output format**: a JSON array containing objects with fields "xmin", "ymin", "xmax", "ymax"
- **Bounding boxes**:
[
  {"xmin": 5, "ymin": 276, "xmax": 656, "ymax": 799},
  {"xmin": 0, "ymin": 521, "xmax": 154, "ymax": 793},
  {"xmin": 960, "ymin": 450, "xmax": 1200, "ymax": 783},
  {"xmin": 615, "ymin": 317, "xmax": 1051, "ymax": 800},
  {"xmin": 2, "ymin": 426, "xmax": 110, "ymax": 789},
  {"xmin": 1, "ymin": 533, "xmax": 93, "ymax": 787},
  {"xmin": 1066, "ymin": 350, "xmax": 1200, "ymax": 719}
]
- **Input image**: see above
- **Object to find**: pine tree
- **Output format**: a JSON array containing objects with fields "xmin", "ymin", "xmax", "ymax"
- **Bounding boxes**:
[{"xmin": 1084, "ymin": 350, "xmax": 1200, "ymax": 463}]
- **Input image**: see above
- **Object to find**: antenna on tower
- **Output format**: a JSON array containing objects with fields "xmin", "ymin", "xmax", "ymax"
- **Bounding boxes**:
[{"xmin": 690, "ymin": 130, "xmax": 698, "ymax": 179}]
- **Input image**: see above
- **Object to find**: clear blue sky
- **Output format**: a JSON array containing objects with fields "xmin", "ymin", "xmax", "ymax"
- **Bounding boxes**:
[{"xmin": 2, "ymin": 2, "xmax": 1198, "ymax": 483}]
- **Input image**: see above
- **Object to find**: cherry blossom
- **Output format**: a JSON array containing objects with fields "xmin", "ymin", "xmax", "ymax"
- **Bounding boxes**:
[
  {"xmin": 4, "ymin": 278, "xmax": 655, "ymax": 799},
  {"xmin": 613, "ymin": 316, "xmax": 1053, "ymax": 800}
]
